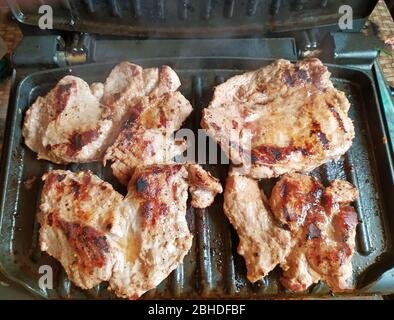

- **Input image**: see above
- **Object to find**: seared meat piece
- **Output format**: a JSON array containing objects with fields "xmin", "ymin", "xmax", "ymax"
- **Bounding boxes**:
[
  {"xmin": 38, "ymin": 170, "xmax": 125, "ymax": 289},
  {"xmin": 223, "ymin": 171, "xmax": 291, "ymax": 282},
  {"xmin": 109, "ymin": 165, "xmax": 192, "ymax": 298},
  {"xmin": 23, "ymin": 76, "xmax": 112, "ymax": 163},
  {"xmin": 104, "ymin": 92, "xmax": 193, "ymax": 185},
  {"xmin": 38, "ymin": 165, "xmax": 222, "ymax": 299},
  {"xmin": 224, "ymin": 170, "xmax": 358, "ymax": 291},
  {"xmin": 202, "ymin": 59, "xmax": 355, "ymax": 179},
  {"xmin": 270, "ymin": 173, "xmax": 358, "ymax": 292},
  {"xmin": 110, "ymin": 164, "xmax": 221, "ymax": 298},
  {"xmin": 23, "ymin": 62, "xmax": 181, "ymax": 164},
  {"xmin": 109, "ymin": 164, "xmax": 221, "ymax": 298},
  {"xmin": 101, "ymin": 62, "xmax": 181, "ymax": 123},
  {"xmin": 187, "ymin": 164, "xmax": 223, "ymax": 208}
]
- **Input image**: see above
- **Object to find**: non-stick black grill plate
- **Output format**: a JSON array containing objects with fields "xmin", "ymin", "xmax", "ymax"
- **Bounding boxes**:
[{"xmin": 1, "ymin": 58, "xmax": 393, "ymax": 299}]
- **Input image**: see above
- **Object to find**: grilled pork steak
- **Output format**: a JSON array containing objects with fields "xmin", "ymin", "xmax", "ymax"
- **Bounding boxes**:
[
  {"xmin": 38, "ymin": 165, "xmax": 222, "ymax": 299},
  {"xmin": 270, "ymin": 173, "xmax": 358, "ymax": 292},
  {"xmin": 101, "ymin": 62, "xmax": 181, "ymax": 124},
  {"xmin": 38, "ymin": 170, "xmax": 124, "ymax": 289},
  {"xmin": 223, "ymin": 171, "xmax": 291, "ymax": 282},
  {"xmin": 23, "ymin": 76, "xmax": 112, "ymax": 163},
  {"xmin": 223, "ymin": 171, "xmax": 358, "ymax": 292},
  {"xmin": 201, "ymin": 59, "xmax": 355, "ymax": 179},
  {"xmin": 104, "ymin": 92, "xmax": 193, "ymax": 185},
  {"xmin": 109, "ymin": 164, "xmax": 221, "ymax": 298},
  {"xmin": 23, "ymin": 62, "xmax": 182, "ymax": 164}
]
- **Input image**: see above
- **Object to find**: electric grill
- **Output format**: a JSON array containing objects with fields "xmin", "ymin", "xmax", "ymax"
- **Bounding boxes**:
[{"xmin": 1, "ymin": 0, "xmax": 394, "ymax": 299}]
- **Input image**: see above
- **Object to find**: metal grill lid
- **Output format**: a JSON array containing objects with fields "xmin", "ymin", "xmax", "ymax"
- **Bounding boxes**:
[{"xmin": 8, "ymin": 0, "xmax": 379, "ymax": 37}]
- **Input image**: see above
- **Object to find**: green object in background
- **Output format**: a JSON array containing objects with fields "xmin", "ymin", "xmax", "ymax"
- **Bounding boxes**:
[
  {"xmin": 0, "ymin": 35, "xmax": 9, "ymax": 83},
  {"xmin": 0, "ymin": 56, "xmax": 9, "ymax": 83}
]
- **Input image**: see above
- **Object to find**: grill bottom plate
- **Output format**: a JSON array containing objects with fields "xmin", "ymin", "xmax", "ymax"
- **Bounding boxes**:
[{"xmin": 0, "ymin": 58, "xmax": 393, "ymax": 299}]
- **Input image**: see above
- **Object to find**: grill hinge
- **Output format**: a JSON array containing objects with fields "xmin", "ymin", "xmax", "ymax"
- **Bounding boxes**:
[
  {"xmin": 12, "ymin": 33, "xmax": 89, "ymax": 67},
  {"xmin": 295, "ymin": 31, "xmax": 383, "ymax": 66},
  {"xmin": 329, "ymin": 32, "xmax": 383, "ymax": 67}
]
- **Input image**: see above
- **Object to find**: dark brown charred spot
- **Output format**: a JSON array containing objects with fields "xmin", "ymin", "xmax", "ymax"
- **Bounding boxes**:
[
  {"xmin": 306, "ymin": 222, "xmax": 321, "ymax": 240},
  {"xmin": 284, "ymin": 67, "xmax": 312, "ymax": 87},
  {"xmin": 279, "ymin": 181, "xmax": 289, "ymax": 198},
  {"xmin": 253, "ymin": 145, "xmax": 287, "ymax": 163},
  {"xmin": 113, "ymin": 92, "xmax": 121, "ymax": 101},
  {"xmin": 340, "ymin": 207, "xmax": 358, "ymax": 228},
  {"xmin": 43, "ymin": 174, "xmax": 58, "ymax": 193},
  {"xmin": 123, "ymin": 101, "xmax": 144, "ymax": 130},
  {"xmin": 69, "ymin": 174, "xmax": 92, "ymax": 202},
  {"xmin": 105, "ymin": 210, "xmax": 115, "ymax": 232},
  {"xmin": 277, "ymin": 180, "xmax": 300, "ymax": 223},
  {"xmin": 333, "ymin": 206, "xmax": 358, "ymax": 240},
  {"xmin": 172, "ymin": 183, "xmax": 178, "ymax": 201},
  {"xmin": 322, "ymin": 193, "xmax": 333, "ymax": 212},
  {"xmin": 252, "ymin": 144, "xmax": 314, "ymax": 164},
  {"xmin": 68, "ymin": 129, "xmax": 100, "ymax": 156},
  {"xmin": 58, "ymin": 219, "xmax": 109, "ymax": 271},
  {"xmin": 283, "ymin": 63, "xmax": 326, "ymax": 90},
  {"xmin": 135, "ymin": 166, "xmax": 183, "ymax": 227},
  {"xmin": 136, "ymin": 177, "xmax": 149, "ymax": 194},
  {"xmin": 311, "ymin": 121, "xmax": 330, "ymax": 150},
  {"xmin": 300, "ymin": 145, "xmax": 312, "ymax": 156},
  {"xmin": 284, "ymin": 70, "xmax": 295, "ymax": 87},
  {"xmin": 55, "ymin": 82, "xmax": 75, "ymax": 116},
  {"xmin": 141, "ymin": 202, "xmax": 169, "ymax": 226},
  {"xmin": 317, "ymin": 132, "xmax": 330, "ymax": 150},
  {"xmin": 51, "ymin": 214, "xmax": 109, "ymax": 272},
  {"xmin": 71, "ymin": 180, "xmax": 80, "ymax": 196},
  {"xmin": 159, "ymin": 109, "xmax": 167, "ymax": 127},
  {"xmin": 126, "ymin": 132, "xmax": 134, "ymax": 140},
  {"xmin": 252, "ymin": 145, "xmax": 291, "ymax": 164},
  {"xmin": 123, "ymin": 119, "xmax": 134, "ymax": 129},
  {"xmin": 276, "ymin": 177, "xmax": 325, "ymax": 229},
  {"xmin": 47, "ymin": 212, "xmax": 54, "ymax": 226},
  {"xmin": 327, "ymin": 102, "xmax": 346, "ymax": 132},
  {"xmin": 295, "ymin": 68, "xmax": 309, "ymax": 82},
  {"xmin": 57, "ymin": 174, "xmax": 66, "ymax": 182},
  {"xmin": 43, "ymin": 173, "xmax": 67, "ymax": 194},
  {"xmin": 282, "ymin": 207, "xmax": 292, "ymax": 222}
]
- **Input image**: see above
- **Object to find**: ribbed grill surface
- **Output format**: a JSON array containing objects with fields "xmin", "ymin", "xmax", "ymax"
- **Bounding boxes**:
[{"xmin": 0, "ymin": 59, "xmax": 388, "ymax": 299}]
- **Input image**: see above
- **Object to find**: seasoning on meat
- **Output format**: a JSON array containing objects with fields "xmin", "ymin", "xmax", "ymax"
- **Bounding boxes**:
[
  {"xmin": 104, "ymin": 92, "xmax": 193, "ymax": 185},
  {"xmin": 224, "ymin": 171, "xmax": 358, "ymax": 292},
  {"xmin": 23, "ymin": 62, "xmax": 182, "ymax": 165},
  {"xmin": 202, "ymin": 59, "xmax": 355, "ymax": 178},
  {"xmin": 38, "ymin": 165, "xmax": 222, "ymax": 299}
]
